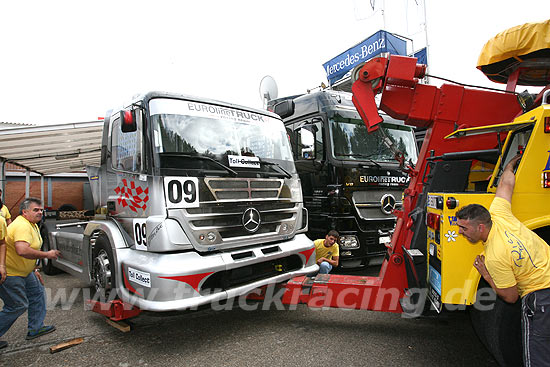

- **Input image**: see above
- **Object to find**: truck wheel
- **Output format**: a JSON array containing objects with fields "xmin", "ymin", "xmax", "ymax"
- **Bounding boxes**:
[
  {"xmin": 58, "ymin": 203, "xmax": 77, "ymax": 211},
  {"xmin": 469, "ymin": 278, "xmax": 522, "ymax": 366},
  {"xmin": 40, "ymin": 228, "xmax": 62, "ymax": 275},
  {"xmin": 92, "ymin": 234, "xmax": 117, "ymax": 300}
]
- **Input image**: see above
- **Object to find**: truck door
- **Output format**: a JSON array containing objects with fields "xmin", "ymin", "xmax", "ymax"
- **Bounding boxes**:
[
  {"xmin": 107, "ymin": 109, "xmax": 148, "ymax": 249},
  {"xmin": 288, "ymin": 118, "xmax": 328, "ymax": 236}
]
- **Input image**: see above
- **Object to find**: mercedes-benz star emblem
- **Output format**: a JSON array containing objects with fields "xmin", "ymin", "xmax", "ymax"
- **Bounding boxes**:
[
  {"xmin": 242, "ymin": 208, "xmax": 261, "ymax": 233},
  {"xmin": 380, "ymin": 194, "xmax": 396, "ymax": 215}
]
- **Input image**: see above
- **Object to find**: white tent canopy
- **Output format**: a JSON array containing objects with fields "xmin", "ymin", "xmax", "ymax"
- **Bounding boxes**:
[{"xmin": 0, "ymin": 121, "xmax": 104, "ymax": 175}]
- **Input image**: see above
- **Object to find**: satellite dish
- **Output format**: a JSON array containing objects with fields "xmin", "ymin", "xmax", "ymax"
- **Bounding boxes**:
[{"xmin": 259, "ymin": 75, "xmax": 278, "ymax": 107}]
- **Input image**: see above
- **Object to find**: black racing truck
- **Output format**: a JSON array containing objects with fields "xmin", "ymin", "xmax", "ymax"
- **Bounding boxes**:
[{"xmin": 269, "ymin": 90, "xmax": 417, "ymax": 268}]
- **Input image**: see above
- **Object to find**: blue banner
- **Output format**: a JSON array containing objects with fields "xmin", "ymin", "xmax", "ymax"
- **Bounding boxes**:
[
  {"xmin": 413, "ymin": 47, "xmax": 427, "ymax": 65},
  {"xmin": 323, "ymin": 30, "xmax": 407, "ymax": 85}
]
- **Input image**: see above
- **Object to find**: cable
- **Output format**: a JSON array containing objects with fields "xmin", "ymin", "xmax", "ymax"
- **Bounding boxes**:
[{"xmin": 425, "ymin": 74, "xmax": 519, "ymax": 95}]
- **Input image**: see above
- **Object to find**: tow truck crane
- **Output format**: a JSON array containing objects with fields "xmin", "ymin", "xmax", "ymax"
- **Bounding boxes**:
[{"xmin": 271, "ymin": 20, "xmax": 550, "ymax": 365}]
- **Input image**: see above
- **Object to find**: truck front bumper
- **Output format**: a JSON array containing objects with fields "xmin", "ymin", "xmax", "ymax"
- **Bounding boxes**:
[{"xmin": 114, "ymin": 234, "xmax": 318, "ymax": 311}]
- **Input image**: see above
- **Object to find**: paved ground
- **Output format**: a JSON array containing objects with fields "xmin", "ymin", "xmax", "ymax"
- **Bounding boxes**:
[{"xmin": 0, "ymin": 271, "xmax": 497, "ymax": 367}]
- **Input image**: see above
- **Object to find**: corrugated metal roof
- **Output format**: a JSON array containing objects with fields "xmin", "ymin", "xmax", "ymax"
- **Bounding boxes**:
[
  {"xmin": 0, "ymin": 121, "xmax": 104, "ymax": 175},
  {"xmin": 0, "ymin": 122, "xmax": 35, "ymax": 129}
]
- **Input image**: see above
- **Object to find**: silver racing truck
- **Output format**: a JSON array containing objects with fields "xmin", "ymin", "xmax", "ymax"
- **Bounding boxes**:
[{"xmin": 41, "ymin": 91, "xmax": 317, "ymax": 311}]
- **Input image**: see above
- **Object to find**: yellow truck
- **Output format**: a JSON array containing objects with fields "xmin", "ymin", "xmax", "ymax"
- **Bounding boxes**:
[
  {"xmin": 423, "ymin": 22, "xmax": 550, "ymax": 367},
  {"xmin": 426, "ymin": 96, "xmax": 550, "ymax": 365},
  {"xmin": 427, "ymin": 104, "xmax": 550, "ymax": 309}
]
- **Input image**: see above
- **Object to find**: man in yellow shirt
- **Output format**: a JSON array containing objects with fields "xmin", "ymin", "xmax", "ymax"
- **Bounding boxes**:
[
  {"xmin": 0, "ymin": 198, "xmax": 61, "ymax": 349},
  {"xmin": 314, "ymin": 230, "xmax": 340, "ymax": 274},
  {"xmin": 0, "ymin": 216, "xmax": 6, "ymax": 349},
  {"xmin": 0, "ymin": 189, "xmax": 11, "ymax": 225},
  {"xmin": 0, "ymin": 216, "xmax": 8, "ymax": 284},
  {"xmin": 456, "ymin": 156, "xmax": 550, "ymax": 366},
  {"xmin": 0, "ymin": 216, "xmax": 7, "ymax": 284}
]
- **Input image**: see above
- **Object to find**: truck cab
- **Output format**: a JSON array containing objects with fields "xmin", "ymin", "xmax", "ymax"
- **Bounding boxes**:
[
  {"xmin": 42, "ymin": 91, "xmax": 317, "ymax": 311},
  {"xmin": 270, "ymin": 90, "xmax": 417, "ymax": 268}
]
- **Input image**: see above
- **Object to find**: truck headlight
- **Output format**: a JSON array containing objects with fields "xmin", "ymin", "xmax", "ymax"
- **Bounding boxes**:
[
  {"xmin": 278, "ymin": 222, "xmax": 294, "ymax": 234},
  {"xmin": 287, "ymin": 178, "xmax": 303, "ymax": 203},
  {"xmin": 339, "ymin": 235, "xmax": 359, "ymax": 249}
]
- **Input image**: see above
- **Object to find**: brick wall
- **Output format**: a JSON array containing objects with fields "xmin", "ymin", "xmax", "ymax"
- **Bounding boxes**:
[{"xmin": 3, "ymin": 178, "xmax": 85, "ymax": 217}]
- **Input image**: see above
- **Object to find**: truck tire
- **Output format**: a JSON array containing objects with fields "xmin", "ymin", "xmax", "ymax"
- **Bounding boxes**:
[
  {"xmin": 534, "ymin": 226, "xmax": 550, "ymax": 244},
  {"xmin": 58, "ymin": 203, "xmax": 77, "ymax": 211},
  {"xmin": 469, "ymin": 278, "xmax": 523, "ymax": 366},
  {"xmin": 40, "ymin": 228, "xmax": 62, "ymax": 275},
  {"xmin": 91, "ymin": 234, "xmax": 118, "ymax": 300}
]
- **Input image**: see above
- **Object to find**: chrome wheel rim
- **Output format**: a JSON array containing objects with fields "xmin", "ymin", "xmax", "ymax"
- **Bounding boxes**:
[{"xmin": 93, "ymin": 250, "xmax": 112, "ymax": 295}]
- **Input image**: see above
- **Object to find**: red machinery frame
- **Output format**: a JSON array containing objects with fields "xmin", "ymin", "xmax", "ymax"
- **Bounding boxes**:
[
  {"xmin": 278, "ymin": 55, "xmax": 524, "ymax": 313},
  {"xmin": 88, "ymin": 299, "xmax": 141, "ymax": 321}
]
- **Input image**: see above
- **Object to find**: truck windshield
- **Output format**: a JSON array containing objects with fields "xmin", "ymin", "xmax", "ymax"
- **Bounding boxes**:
[
  {"xmin": 329, "ymin": 116, "xmax": 418, "ymax": 164},
  {"xmin": 149, "ymin": 98, "xmax": 296, "ymax": 175}
]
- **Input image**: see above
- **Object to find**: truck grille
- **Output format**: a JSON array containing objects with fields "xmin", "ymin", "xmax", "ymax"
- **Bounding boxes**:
[
  {"xmin": 170, "ymin": 177, "xmax": 300, "ymax": 248},
  {"xmin": 365, "ymin": 237, "xmax": 386, "ymax": 254},
  {"xmin": 204, "ymin": 178, "xmax": 283, "ymax": 201},
  {"xmin": 185, "ymin": 201, "xmax": 297, "ymax": 240},
  {"xmin": 352, "ymin": 190, "xmax": 403, "ymax": 221}
]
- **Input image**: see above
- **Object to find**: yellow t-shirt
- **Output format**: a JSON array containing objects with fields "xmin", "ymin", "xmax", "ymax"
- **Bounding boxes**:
[
  {"xmin": 0, "ymin": 216, "xmax": 6, "ymax": 241},
  {"xmin": 6, "ymin": 215, "xmax": 43, "ymax": 277},
  {"xmin": 0, "ymin": 205, "xmax": 11, "ymax": 220},
  {"xmin": 314, "ymin": 238, "xmax": 339, "ymax": 262},
  {"xmin": 484, "ymin": 197, "xmax": 550, "ymax": 297}
]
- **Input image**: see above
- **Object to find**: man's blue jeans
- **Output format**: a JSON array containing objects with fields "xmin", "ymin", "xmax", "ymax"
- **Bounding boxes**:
[
  {"xmin": 0, "ymin": 272, "xmax": 46, "ymax": 337},
  {"xmin": 319, "ymin": 261, "xmax": 333, "ymax": 274}
]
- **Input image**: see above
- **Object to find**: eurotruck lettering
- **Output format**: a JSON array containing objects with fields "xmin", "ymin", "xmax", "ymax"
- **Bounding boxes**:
[
  {"xmin": 359, "ymin": 175, "xmax": 409, "ymax": 184},
  {"xmin": 187, "ymin": 102, "xmax": 265, "ymax": 122}
]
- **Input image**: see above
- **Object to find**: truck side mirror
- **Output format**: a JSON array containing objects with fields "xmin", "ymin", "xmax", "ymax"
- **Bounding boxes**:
[
  {"xmin": 273, "ymin": 100, "xmax": 295, "ymax": 119},
  {"xmin": 299, "ymin": 128, "xmax": 315, "ymax": 160},
  {"xmin": 120, "ymin": 110, "xmax": 137, "ymax": 133}
]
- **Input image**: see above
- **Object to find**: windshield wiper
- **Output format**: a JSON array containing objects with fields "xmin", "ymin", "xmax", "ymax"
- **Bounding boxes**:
[
  {"xmin": 337, "ymin": 153, "xmax": 382, "ymax": 168},
  {"xmin": 258, "ymin": 159, "xmax": 292, "ymax": 179},
  {"xmin": 161, "ymin": 153, "xmax": 237, "ymax": 176}
]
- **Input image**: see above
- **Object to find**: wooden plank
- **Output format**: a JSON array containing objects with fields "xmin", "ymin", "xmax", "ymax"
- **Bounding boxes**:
[
  {"xmin": 105, "ymin": 318, "xmax": 131, "ymax": 332},
  {"xmin": 49, "ymin": 337, "xmax": 84, "ymax": 354}
]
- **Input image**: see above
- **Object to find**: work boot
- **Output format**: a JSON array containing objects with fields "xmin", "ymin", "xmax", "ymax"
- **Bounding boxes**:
[{"xmin": 26, "ymin": 325, "xmax": 56, "ymax": 340}]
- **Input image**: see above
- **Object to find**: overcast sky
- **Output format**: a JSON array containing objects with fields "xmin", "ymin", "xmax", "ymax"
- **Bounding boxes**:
[{"xmin": 0, "ymin": 0, "xmax": 548, "ymax": 125}]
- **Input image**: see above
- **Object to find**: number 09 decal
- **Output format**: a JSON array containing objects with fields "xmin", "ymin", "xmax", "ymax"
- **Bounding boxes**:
[
  {"xmin": 163, "ymin": 177, "xmax": 200, "ymax": 208},
  {"xmin": 133, "ymin": 218, "xmax": 147, "ymax": 251}
]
